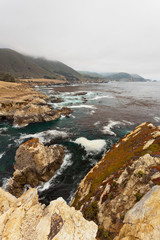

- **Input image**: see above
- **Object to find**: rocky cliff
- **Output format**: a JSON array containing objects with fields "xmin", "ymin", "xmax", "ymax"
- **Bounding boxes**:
[
  {"xmin": 114, "ymin": 185, "xmax": 160, "ymax": 240},
  {"xmin": 0, "ymin": 187, "xmax": 97, "ymax": 240},
  {"xmin": 71, "ymin": 122, "xmax": 160, "ymax": 239},
  {"xmin": 6, "ymin": 138, "xmax": 64, "ymax": 197},
  {"xmin": 0, "ymin": 94, "xmax": 72, "ymax": 126}
]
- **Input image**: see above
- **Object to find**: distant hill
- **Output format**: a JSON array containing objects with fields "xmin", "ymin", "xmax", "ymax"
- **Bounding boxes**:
[
  {"xmin": 80, "ymin": 71, "xmax": 148, "ymax": 82},
  {"xmin": 30, "ymin": 57, "xmax": 80, "ymax": 81},
  {"xmin": 0, "ymin": 48, "xmax": 81, "ymax": 81}
]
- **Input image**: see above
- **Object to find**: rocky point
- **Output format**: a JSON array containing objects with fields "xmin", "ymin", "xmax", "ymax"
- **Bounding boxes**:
[
  {"xmin": 0, "ymin": 187, "xmax": 98, "ymax": 240},
  {"xmin": 71, "ymin": 122, "xmax": 160, "ymax": 239},
  {"xmin": 6, "ymin": 138, "xmax": 64, "ymax": 197}
]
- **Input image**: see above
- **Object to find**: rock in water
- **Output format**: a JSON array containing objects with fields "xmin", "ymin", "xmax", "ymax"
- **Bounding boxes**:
[
  {"xmin": 114, "ymin": 186, "xmax": 160, "ymax": 240},
  {"xmin": 0, "ymin": 96, "xmax": 73, "ymax": 126},
  {"xmin": 6, "ymin": 138, "xmax": 64, "ymax": 197},
  {"xmin": 0, "ymin": 187, "xmax": 98, "ymax": 240}
]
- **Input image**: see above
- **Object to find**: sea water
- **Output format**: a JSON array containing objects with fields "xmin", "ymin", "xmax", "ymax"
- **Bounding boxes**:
[{"xmin": 0, "ymin": 81, "xmax": 160, "ymax": 204}]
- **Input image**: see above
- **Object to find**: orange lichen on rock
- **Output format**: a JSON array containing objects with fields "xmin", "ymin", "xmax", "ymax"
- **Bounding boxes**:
[{"xmin": 72, "ymin": 122, "xmax": 160, "ymax": 208}]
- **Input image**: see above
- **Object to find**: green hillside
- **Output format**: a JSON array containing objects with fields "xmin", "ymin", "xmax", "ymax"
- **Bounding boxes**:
[
  {"xmin": 31, "ymin": 57, "xmax": 80, "ymax": 81},
  {"xmin": 80, "ymin": 71, "xmax": 147, "ymax": 82},
  {"xmin": 0, "ymin": 48, "xmax": 80, "ymax": 81}
]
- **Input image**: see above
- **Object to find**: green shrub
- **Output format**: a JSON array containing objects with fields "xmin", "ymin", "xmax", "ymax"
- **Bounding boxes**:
[
  {"xmin": 84, "ymin": 201, "xmax": 98, "ymax": 222},
  {"xmin": 0, "ymin": 73, "xmax": 15, "ymax": 82},
  {"xmin": 135, "ymin": 192, "xmax": 143, "ymax": 201},
  {"xmin": 138, "ymin": 170, "xmax": 144, "ymax": 178}
]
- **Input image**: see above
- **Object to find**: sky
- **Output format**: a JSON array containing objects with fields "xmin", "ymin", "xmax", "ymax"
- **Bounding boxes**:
[{"xmin": 0, "ymin": 0, "xmax": 160, "ymax": 80}]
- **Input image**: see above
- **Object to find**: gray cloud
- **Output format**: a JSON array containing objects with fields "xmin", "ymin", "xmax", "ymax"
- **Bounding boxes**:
[{"xmin": 0, "ymin": 0, "xmax": 160, "ymax": 79}]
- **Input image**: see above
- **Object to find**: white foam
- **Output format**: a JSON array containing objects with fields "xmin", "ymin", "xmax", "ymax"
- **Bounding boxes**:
[
  {"xmin": 37, "ymin": 152, "xmax": 72, "ymax": 192},
  {"xmin": 74, "ymin": 137, "xmax": 106, "ymax": 153},
  {"xmin": 0, "ymin": 152, "xmax": 5, "ymax": 159},
  {"xmin": 122, "ymin": 120, "xmax": 134, "ymax": 125},
  {"xmin": 0, "ymin": 127, "xmax": 8, "ymax": 133},
  {"xmin": 13, "ymin": 124, "xmax": 28, "ymax": 128},
  {"xmin": 102, "ymin": 120, "xmax": 132, "ymax": 136},
  {"xmin": 89, "ymin": 95, "xmax": 114, "ymax": 100},
  {"xmin": 102, "ymin": 120, "xmax": 121, "ymax": 136},
  {"xmin": 94, "ymin": 121, "xmax": 101, "ymax": 126},
  {"xmin": 17, "ymin": 129, "xmax": 69, "ymax": 144},
  {"xmin": 154, "ymin": 116, "xmax": 160, "ymax": 122},
  {"xmin": 90, "ymin": 110, "xmax": 96, "ymax": 115},
  {"xmin": 1, "ymin": 178, "xmax": 8, "ymax": 190},
  {"xmin": 70, "ymin": 105, "xmax": 96, "ymax": 109}
]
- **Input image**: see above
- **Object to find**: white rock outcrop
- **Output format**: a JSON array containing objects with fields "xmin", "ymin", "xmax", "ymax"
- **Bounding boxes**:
[
  {"xmin": 0, "ymin": 187, "xmax": 98, "ymax": 240},
  {"xmin": 114, "ymin": 186, "xmax": 160, "ymax": 240}
]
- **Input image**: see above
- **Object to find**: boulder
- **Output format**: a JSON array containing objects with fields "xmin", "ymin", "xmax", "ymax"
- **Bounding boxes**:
[
  {"xmin": 6, "ymin": 138, "xmax": 64, "ymax": 197},
  {"xmin": 114, "ymin": 186, "xmax": 160, "ymax": 240},
  {"xmin": 0, "ymin": 187, "xmax": 98, "ymax": 240}
]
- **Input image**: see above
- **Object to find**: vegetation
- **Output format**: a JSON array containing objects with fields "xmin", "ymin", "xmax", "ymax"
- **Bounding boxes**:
[
  {"xmin": 0, "ymin": 73, "xmax": 15, "ymax": 82},
  {"xmin": 135, "ymin": 192, "xmax": 143, "ymax": 201},
  {"xmin": 73, "ymin": 123, "xmax": 160, "ymax": 209},
  {"xmin": 138, "ymin": 170, "xmax": 144, "ymax": 178},
  {"xmin": 97, "ymin": 227, "xmax": 112, "ymax": 240},
  {"xmin": 83, "ymin": 201, "xmax": 98, "ymax": 222},
  {"xmin": 0, "ymin": 48, "xmax": 81, "ymax": 81}
]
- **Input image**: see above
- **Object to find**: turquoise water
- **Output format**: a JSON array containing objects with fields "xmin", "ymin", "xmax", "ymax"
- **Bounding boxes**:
[{"xmin": 0, "ymin": 82, "xmax": 160, "ymax": 203}]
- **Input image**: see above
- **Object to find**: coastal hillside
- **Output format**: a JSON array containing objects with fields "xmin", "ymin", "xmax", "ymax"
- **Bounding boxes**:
[
  {"xmin": 0, "ymin": 48, "xmax": 80, "ymax": 81},
  {"xmin": 71, "ymin": 122, "xmax": 160, "ymax": 239},
  {"xmin": 80, "ymin": 71, "xmax": 147, "ymax": 82}
]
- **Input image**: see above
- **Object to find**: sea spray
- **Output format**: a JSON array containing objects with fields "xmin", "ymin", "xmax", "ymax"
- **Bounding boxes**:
[{"xmin": 74, "ymin": 137, "xmax": 106, "ymax": 153}]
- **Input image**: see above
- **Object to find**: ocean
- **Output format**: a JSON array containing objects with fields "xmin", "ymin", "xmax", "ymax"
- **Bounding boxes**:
[{"xmin": 0, "ymin": 81, "xmax": 160, "ymax": 204}]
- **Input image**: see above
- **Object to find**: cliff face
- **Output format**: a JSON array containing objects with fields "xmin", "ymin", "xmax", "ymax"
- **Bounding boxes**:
[
  {"xmin": 115, "ymin": 186, "xmax": 160, "ymax": 240},
  {"xmin": 71, "ymin": 122, "xmax": 160, "ymax": 239},
  {"xmin": 0, "ymin": 187, "xmax": 97, "ymax": 240},
  {"xmin": 6, "ymin": 138, "xmax": 64, "ymax": 197}
]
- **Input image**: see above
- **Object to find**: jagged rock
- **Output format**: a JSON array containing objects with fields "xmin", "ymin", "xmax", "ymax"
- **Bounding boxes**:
[
  {"xmin": 73, "ymin": 92, "xmax": 87, "ymax": 96},
  {"xmin": 71, "ymin": 122, "xmax": 160, "ymax": 238},
  {"xmin": 114, "ymin": 186, "xmax": 160, "ymax": 240},
  {"xmin": 0, "ymin": 188, "xmax": 98, "ymax": 240},
  {"xmin": 6, "ymin": 138, "xmax": 64, "ymax": 197},
  {"xmin": 49, "ymin": 96, "xmax": 63, "ymax": 103},
  {"xmin": 0, "ymin": 96, "xmax": 73, "ymax": 126}
]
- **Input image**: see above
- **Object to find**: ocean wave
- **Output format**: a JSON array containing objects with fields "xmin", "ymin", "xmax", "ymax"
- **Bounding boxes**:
[
  {"xmin": 94, "ymin": 121, "xmax": 101, "ymax": 126},
  {"xmin": 102, "ymin": 120, "xmax": 134, "ymax": 136},
  {"xmin": 74, "ymin": 137, "xmax": 106, "ymax": 153},
  {"xmin": 154, "ymin": 116, "xmax": 160, "ymax": 122},
  {"xmin": 102, "ymin": 120, "xmax": 122, "ymax": 136},
  {"xmin": 0, "ymin": 127, "xmax": 8, "ymax": 133},
  {"xmin": 1, "ymin": 178, "xmax": 8, "ymax": 190},
  {"xmin": 90, "ymin": 110, "xmax": 96, "ymax": 115},
  {"xmin": 37, "ymin": 152, "xmax": 72, "ymax": 192},
  {"xmin": 70, "ymin": 105, "xmax": 97, "ymax": 109},
  {"xmin": 16, "ymin": 129, "xmax": 69, "ymax": 145},
  {"xmin": 13, "ymin": 124, "xmax": 28, "ymax": 128},
  {"xmin": 89, "ymin": 95, "xmax": 114, "ymax": 101},
  {"xmin": 0, "ymin": 152, "xmax": 5, "ymax": 159}
]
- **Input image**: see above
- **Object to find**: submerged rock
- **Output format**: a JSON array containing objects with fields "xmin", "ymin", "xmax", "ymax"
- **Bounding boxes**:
[
  {"xmin": 0, "ymin": 96, "xmax": 72, "ymax": 126},
  {"xmin": 71, "ymin": 122, "xmax": 160, "ymax": 238},
  {"xmin": 6, "ymin": 138, "xmax": 64, "ymax": 197},
  {"xmin": 0, "ymin": 187, "xmax": 98, "ymax": 240},
  {"xmin": 114, "ymin": 186, "xmax": 160, "ymax": 240}
]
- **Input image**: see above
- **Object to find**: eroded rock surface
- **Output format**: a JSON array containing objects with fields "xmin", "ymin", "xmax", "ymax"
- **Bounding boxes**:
[
  {"xmin": 71, "ymin": 122, "xmax": 160, "ymax": 239},
  {"xmin": 114, "ymin": 186, "xmax": 160, "ymax": 240},
  {"xmin": 6, "ymin": 138, "xmax": 64, "ymax": 197},
  {"xmin": 0, "ymin": 95, "xmax": 72, "ymax": 126},
  {"xmin": 0, "ymin": 187, "xmax": 98, "ymax": 240}
]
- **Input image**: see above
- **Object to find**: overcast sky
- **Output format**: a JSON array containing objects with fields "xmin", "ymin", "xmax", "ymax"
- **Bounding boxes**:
[{"xmin": 0, "ymin": 0, "xmax": 160, "ymax": 80}]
